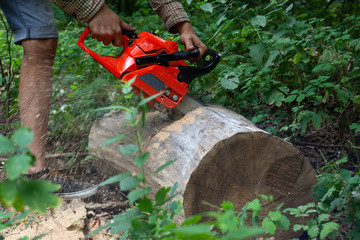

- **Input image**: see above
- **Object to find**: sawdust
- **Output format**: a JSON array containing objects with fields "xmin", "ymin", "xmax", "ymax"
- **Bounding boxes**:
[
  {"xmin": 2, "ymin": 200, "xmax": 111, "ymax": 240},
  {"xmin": 164, "ymin": 108, "xmax": 200, "ymax": 132},
  {"xmin": 154, "ymin": 131, "xmax": 170, "ymax": 141},
  {"xmin": 3, "ymin": 200, "xmax": 86, "ymax": 240}
]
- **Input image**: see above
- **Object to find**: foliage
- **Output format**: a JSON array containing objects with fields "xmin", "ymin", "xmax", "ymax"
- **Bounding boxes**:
[
  {"xmin": 183, "ymin": 0, "xmax": 360, "ymax": 143},
  {"xmin": 0, "ymin": 127, "xmax": 61, "ymax": 239},
  {"xmin": 283, "ymin": 157, "xmax": 360, "ymax": 239},
  {"xmin": 0, "ymin": 13, "xmax": 22, "ymax": 129}
]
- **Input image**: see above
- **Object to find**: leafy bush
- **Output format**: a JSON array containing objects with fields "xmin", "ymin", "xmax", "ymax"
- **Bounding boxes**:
[
  {"xmin": 0, "ymin": 13, "xmax": 22, "ymax": 129},
  {"xmin": 284, "ymin": 157, "xmax": 360, "ymax": 239},
  {"xmin": 184, "ymin": 0, "xmax": 360, "ymax": 142},
  {"xmin": 0, "ymin": 127, "xmax": 60, "ymax": 238}
]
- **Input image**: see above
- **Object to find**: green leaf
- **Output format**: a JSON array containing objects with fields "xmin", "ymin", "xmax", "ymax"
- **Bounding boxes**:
[
  {"xmin": 336, "ymin": 88, "xmax": 348, "ymax": 103},
  {"xmin": 269, "ymin": 91, "xmax": 285, "ymax": 107},
  {"xmin": 292, "ymin": 52, "xmax": 301, "ymax": 64},
  {"xmin": 119, "ymin": 144, "xmax": 139, "ymax": 155},
  {"xmin": 171, "ymin": 224, "xmax": 213, "ymax": 236},
  {"xmin": 0, "ymin": 134, "xmax": 15, "ymax": 154},
  {"xmin": 223, "ymin": 226, "xmax": 265, "ymax": 240},
  {"xmin": 248, "ymin": 199, "xmax": 261, "ymax": 212},
  {"xmin": 134, "ymin": 152, "xmax": 149, "ymax": 167},
  {"xmin": 320, "ymin": 222, "xmax": 338, "ymax": 239},
  {"xmin": 264, "ymin": 50, "xmax": 279, "ymax": 68},
  {"xmin": 0, "ymin": 180, "xmax": 17, "ymax": 207},
  {"xmin": 170, "ymin": 199, "xmax": 182, "ymax": 216},
  {"xmin": 137, "ymin": 92, "xmax": 162, "ymax": 107},
  {"xmin": 268, "ymin": 211, "xmax": 281, "ymax": 221},
  {"xmin": 262, "ymin": 217, "xmax": 276, "ymax": 234},
  {"xmin": 293, "ymin": 224, "xmax": 306, "ymax": 232},
  {"xmin": 308, "ymin": 225, "xmax": 319, "ymax": 238},
  {"xmin": 11, "ymin": 127, "xmax": 33, "ymax": 148},
  {"xmin": 182, "ymin": 215, "xmax": 202, "ymax": 226},
  {"xmin": 155, "ymin": 159, "xmax": 177, "ymax": 174},
  {"xmin": 221, "ymin": 72, "xmax": 239, "ymax": 90},
  {"xmin": 5, "ymin": 155, "xmax": 33, "ymax": 180},
  {"xmin": 137, "ymin": 197, "xmax": 154, "ymax": 213},
  {"xmin": 99, "ymin": 172, "xmax": 131, "ymax": 186},
  {"xmin": 311, "ymin": 112, "xmax": 322, "ymax": 129},
  {"xmin": 18, "ymin": 179, "xmax": 61, "ymax": 213},
  {"xmin": 318, "ymin": 213, "xmax": 330, "ymax": 223},
  {"xmin": 249, "ymin": 44, "xmax": 266, "ymax": 66},
  {"xmin": 284, "ymin": 95, "xmax": 297, "ymax": 103},
  {"xmin": 221, "ymin": 201, "xmax": 234, "ymax": 210},
  {"xmin": 128, "ymin": 187, "xmax": 151, "ymax": 204},
  {"xmin": 286, "ymin": 3, "xmax": 294, "ymax": 12},
  {"xmin": 200, "ymin": 3, "xmax": 213, "ymax": 13},
  {"xmin": 277, "ymin": 215, "xmax": 290, "ymax": 230},
  {"xmin": 354, "ymin": 95, "xmax": 360, "ymax": 104},
  {"xmin": 120, "ymin": 176, "xmax": 140, "ymax": 191},
  {"xmin": 101, "ymin": 135, "xmax": 126, "ymax": 147},
  {"xmin": 350, "ymin": 123, "xmax": 360, "ymax": 133},
  {"xmin": 251, "ymin": 15, "xmax": 267, "ymax": 27},
  {"xmin": 155, "ymin": 187, "xmax": 171, "ymax": 206}
]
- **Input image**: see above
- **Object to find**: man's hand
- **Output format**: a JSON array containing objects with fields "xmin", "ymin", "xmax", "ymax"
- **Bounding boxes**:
[
  {"xmin": 175, "ymin": 22, "xmax": 207, "ymax": 62},
  {"xmin": 88, "ymin": 3, "xmax": 136, "ymax": 46}
]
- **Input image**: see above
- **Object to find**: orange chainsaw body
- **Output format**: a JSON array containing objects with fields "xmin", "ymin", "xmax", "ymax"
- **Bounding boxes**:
[{"xmin": 78, "ymin": 28, "xmax": 191, "ymax": 108}]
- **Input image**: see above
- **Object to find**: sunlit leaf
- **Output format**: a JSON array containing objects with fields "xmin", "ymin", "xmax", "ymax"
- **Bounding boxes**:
[
  {"xmin": 11, "ymin": 127, "xmax": 33, "ymax": 148},
  {"xmin": 5, "ymin": 155, "xmax": 33, "ymax": 180},
  {"xmin": 251, "ymin": 15, "xmax": 267, "ymax": 27}
]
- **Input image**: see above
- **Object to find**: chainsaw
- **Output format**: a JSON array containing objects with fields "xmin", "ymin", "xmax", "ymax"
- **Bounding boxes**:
[{"xmin": 78, "ymin": 27, "xmax": 221, "ymax": 114}]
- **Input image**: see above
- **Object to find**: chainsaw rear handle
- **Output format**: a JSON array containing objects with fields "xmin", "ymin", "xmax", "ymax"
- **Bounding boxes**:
[{"xmin": 135, "ymin": 49, "xmax": 200, "ymax": 66}]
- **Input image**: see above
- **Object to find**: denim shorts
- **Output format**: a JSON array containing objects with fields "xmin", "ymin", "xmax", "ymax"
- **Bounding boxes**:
[{"xmin": 0, "ymin": 0, "xmax": 58, "ymax": 44}]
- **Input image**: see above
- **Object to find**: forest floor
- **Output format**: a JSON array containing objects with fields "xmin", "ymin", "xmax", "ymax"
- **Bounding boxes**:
[{"xmin": 0, "ymin": 107, "xmax": 359, "ymax": 239}]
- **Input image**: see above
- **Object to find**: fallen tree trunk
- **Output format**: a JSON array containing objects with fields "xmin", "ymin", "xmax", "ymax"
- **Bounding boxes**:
[{"xmin": 89, "ymin": 106, "xmax": 316, "ymax": 238}]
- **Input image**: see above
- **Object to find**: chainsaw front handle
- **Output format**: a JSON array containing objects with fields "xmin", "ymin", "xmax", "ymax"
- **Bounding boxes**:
[
  {"xmin": 78, "ymin": 27, "xmax": 125, "ymax": 78},
  {"xmin": 135, "ymin": 49, "xmax": 199, "ymax": 66}
]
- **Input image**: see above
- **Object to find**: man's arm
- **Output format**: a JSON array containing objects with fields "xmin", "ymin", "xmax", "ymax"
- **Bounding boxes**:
[
  {"xmin": 50, "ymin": 0, "xmax": 135, "ymax": 46},
  {"xmin": 149, "ymin": 0, "xmax": 207, "ymax": 61}
]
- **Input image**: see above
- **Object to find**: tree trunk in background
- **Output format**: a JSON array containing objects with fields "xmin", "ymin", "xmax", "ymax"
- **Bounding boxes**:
[{"xmin": 88, "ymin": 106, "xmax": 316, "ymax": 239}]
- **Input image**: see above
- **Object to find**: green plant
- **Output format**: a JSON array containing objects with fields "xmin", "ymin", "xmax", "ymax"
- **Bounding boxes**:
[
  {"xmin": 285, "ymin": 157, "xmax": 360, "ymax": 239},
  {"xmin": 0, "ymin": 127, "xmax": 60, "ymax": 239},
  {"xmin": 0, "ymin": 13, "xmax": 22, "ymax": 129},
  {"xmin": 182, "ymin": 1, "xmax": 360, "ymax": 146}
]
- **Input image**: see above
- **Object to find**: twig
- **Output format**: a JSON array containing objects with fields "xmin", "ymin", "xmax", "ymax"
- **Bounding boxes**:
[
  {"xmin": 297, "ymin": 142, "xmax": 344, "ymax": 148},
  {"xmin": 0, "ymin": 152, "xmax": 90, "ymax": 162},
  {"xmin": 45, "ymin": 152, "xmax": 89, "ymax": 159}
]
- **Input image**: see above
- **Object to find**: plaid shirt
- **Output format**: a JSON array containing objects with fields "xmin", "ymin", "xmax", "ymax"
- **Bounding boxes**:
[{"xmin": 50, "ymin": 0, "xmax": 190, "ymax": 32}]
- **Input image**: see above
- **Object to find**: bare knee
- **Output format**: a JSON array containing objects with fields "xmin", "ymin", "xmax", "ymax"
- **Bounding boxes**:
[{"xmin": 21, "ymin": 38, "xmax": 58, "ymax": 62}]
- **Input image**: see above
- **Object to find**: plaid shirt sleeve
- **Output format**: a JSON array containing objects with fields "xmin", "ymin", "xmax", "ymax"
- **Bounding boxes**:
[
  {"xmin": 50, "ymin": 0, "xmax": 105, "ymax": 24},
  {"xmin": 149, "ymin": 0, "xmax": 190, "ymax": 33}
]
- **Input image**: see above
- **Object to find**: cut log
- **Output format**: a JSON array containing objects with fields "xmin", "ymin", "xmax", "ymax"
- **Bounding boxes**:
[{"xmin": 88, "ymin": 106, "xmax": 316, "ymax": 238}]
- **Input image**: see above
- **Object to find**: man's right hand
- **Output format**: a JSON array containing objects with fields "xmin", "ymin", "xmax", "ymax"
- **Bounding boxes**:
[{"xmin": 88, "ymin": 3, "xmax": 136, "ymax": 46}]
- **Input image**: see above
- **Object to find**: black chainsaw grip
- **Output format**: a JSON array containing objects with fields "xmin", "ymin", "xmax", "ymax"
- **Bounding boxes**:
[
  {"xmin": 173, "ymin": 49, "xmax": 200, "ymax": 60},
  {"xmin": 135, "ymin": 49, "xmax": 199, "ymax": 66}
]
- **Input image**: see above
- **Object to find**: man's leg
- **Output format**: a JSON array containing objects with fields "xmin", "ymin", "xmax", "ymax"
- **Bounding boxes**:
[
  {"xmin": 19, "ymin": 39, "xmax": 58, "ymax": 174},
  {"xmin": 1, "ymin": 0, "xmax": 98, "ymax": 199}
]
